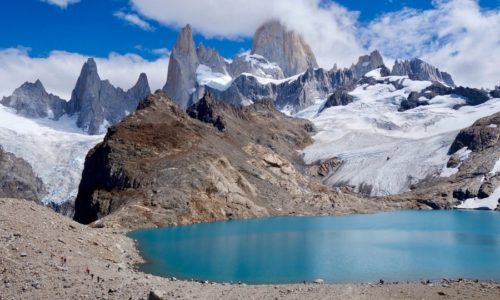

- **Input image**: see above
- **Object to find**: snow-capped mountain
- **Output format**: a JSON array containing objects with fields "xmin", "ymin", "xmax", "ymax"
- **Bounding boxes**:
[
  {"xmin": 0, "ymin": 58, "xmax": 150, "ymax": 207},
  {"xmin": 1, "ymin": 18, "xmax": 499, "ymax": 213}
]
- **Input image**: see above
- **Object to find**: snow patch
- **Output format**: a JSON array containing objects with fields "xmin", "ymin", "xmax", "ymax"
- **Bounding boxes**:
[
  {"xmin": 196, "ymin": 64, "xmax": 232, "ymax": 91},
  {"xmin": 488, "ymin": 124, "xmax": 498, "ymax": 128},
  {"xmin": 491, "ymin": 158, "xmax": 500, "ymax": 175},
  {"xmin": 456, "ymin": 186, "xmax": 500, "ymax": 210}
]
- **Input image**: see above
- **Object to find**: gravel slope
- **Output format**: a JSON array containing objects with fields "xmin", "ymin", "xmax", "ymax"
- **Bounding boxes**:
[{"xmin": 1, "ymin": 198, "xmax": 500, "ymax": 300}]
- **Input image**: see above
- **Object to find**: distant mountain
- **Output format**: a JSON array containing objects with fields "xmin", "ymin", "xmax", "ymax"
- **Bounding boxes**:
[
  {"xmin": 67, "ymin": 58, "xmax": 151, "ymax": 135},
  {"xmin": 392, "ymin": 58, "xmax": 455, "ymax": 87},
  {"xmin": 163, "ymin": 20, "xmax": 320, "ymax": 108},
  {"xmin": 1, "ymin": 58, "xmax": 151, "ymax": 135},
  {"xmin": 251, "ymin": 20, "xmax": 318, "ymax": 77},
  {"xmin": 0, "ymin": 79, "xmax": 66, "ymax": 120}
]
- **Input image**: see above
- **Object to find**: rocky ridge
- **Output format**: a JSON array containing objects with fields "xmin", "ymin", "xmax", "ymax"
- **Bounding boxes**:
[
  {"xmin": 67, "ymin": 58, "xmax": 151, "ymax": 135},
  {"xmin": 392, "ymin": 58, "xmax": 456, "ymax": 87},
  {"xmin": 72, "ymin": 90, "xmax": 417, "ymax": 229},
  {"xmin": 0, "ymin": 80, "xmax": 67, "ymax": 120}
]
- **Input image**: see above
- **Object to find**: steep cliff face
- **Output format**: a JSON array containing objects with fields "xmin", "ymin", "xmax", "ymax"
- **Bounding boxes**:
[
  {"xmin": 67, "ymin": 58, "xmax": 151, "ymax": 134},
  {"xmin": 251, "ymin": 20, "xmax": 318, "ymax": 77},
  {"xmin": 163, "ymin": 25, "xmax": 199, "ymax": 109},
  {"xmin": 73, "ymin": 91, "xmax": 390, "ymax": 228},
  {"xmin": 391, "ymin": 58, "xmax": 455, "ymax": 87},
  {"xmin": 0, "ymin": 146, "xmax": 45, "ymax": 202},
  {"xmin": 0, "ymin": 80, "xmax": 67, "ymax": 120}
]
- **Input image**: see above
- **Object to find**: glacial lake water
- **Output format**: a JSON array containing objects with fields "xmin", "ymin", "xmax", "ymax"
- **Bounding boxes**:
[{"xmin": 128, "ymin": 210, "xmax": 500, "ymax": 284}]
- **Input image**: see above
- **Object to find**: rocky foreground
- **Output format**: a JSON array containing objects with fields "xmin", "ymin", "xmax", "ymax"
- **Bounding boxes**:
[{"xmin": 1, "ymin": 198, "xmax": 499, "ymax": 300}]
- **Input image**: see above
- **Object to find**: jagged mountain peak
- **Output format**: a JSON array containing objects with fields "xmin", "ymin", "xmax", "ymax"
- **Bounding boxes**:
[
  {"xmin": 251, "ymin": 19, "xmax": 318, "ymax": 77},
  {"xmin": 163, "ymin": 24, "xmax": 199, "ymax": 109},
  {"xmin": 350, "ymin": 50, "xmax": 386, "ymax": 79},
  {"xmin": 391, "ymin": 58, "xmax": 455, "ymax": 87}
]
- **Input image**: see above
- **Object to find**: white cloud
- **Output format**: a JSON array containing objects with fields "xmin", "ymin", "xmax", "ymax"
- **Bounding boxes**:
[
  {"xmin": 362, "ymin": 0, "xmax": 500, "ymax": 88},
  {"xmin": 130, "ymin": 0, "xmax": 365, "ymax": 68},
  {"xmin": 0, "ymin": 48, "xmax": 169, "ymax": 100},
  {"xmin": 41, "ymin": 0, "xmax": 80, "ymax": 9},
  {"xmin": 114, "ymin": 11, "xmax": 153, "ymax": 31}
]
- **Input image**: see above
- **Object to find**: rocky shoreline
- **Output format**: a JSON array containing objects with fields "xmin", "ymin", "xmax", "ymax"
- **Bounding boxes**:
[{"xmin": 1, "ymin": 198, "xmax": 499, "ymax": 300}]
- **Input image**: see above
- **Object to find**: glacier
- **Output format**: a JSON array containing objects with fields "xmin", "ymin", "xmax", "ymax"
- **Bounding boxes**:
[
  {"xmin": 0, "ymin": 105, "xmax": 103, "ymax": 204},
  {"xmin": 299, "ymin": 70, "xmax": 500, "ymax": 196}
]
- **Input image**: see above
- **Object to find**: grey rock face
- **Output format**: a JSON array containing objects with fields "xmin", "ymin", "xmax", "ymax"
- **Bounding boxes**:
[
  {"xmin": 1, "ymin": 80, "xmax": 67, "ymax": 120},
  {"xmin": 196, "ymin": 43, "xmax": 227, "ymax": 75},
  {"xmin": 0, "ymin": 146, "xmax": 45, "ymax": 202},
  {"xmin": 227, "ymin": 52, "xmax": 285, "ymax": 79},
  {"xmin": 391, "ymin": 58, "xmax": 455, "ymax": 87},
  {"xmin": 210, "ymin": 67, "xmax": 355, "ymax": 113},
  {"xmin": 163, "ymin": 24, "xmax": 199, "ymax": 109},
  {"xmin": 67, "ymin": 58, "xmax": 151, "ymax": 135},
  {"xmin": 350, "ymin": 50, "xmax": 385, "ymax": 79},
  {"xmin": 251, "ymin": 20, "xmax": 318, "ymax": 77},
  {"xmin": 320, "ymin": 89, "xmax": 355, "ymax": 112}
]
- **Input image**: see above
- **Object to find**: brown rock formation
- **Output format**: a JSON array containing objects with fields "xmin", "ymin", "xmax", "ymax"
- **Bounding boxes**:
[{"xmin": 73, "ymin": 91, "xmax": 405, "ymax": 229}]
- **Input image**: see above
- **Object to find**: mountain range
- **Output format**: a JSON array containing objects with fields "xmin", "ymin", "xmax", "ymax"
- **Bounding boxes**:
[{"xmin": 0, "ymin": 19, "xmax": 499, "ymax": 221}]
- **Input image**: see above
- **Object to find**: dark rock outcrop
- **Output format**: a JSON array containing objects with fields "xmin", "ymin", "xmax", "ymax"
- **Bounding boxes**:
[
  {"xmin": 251, "ymin": 20, "xmax": 318, "ymax": 77},
  {"xmin": 491, "ymin": 86, "xmax": 500, "ymax": 98},
  {"xmin": 0, "ymin": 146, "xmax": 45, "ymax": 202},
  {"xmin": 391, "ymin": 58, "xmax": 455, "ymax": 87},
  {"xmin": 320, "ymin": 89, "xmax": 355, "ymax": 112},
  {"xmin": 449, "ymin": 113, "xmax": 500, "ymax": 154},
  {"xmin": 1, "ymin": 80, "xmax": 67, "ymax": 120},
  {"xmin": 67, "ymin": 58, "xmax": 151, "ymax": 134},
  {"xmin": 163, "ymin": 25, "xmax": 199, "ymax": 109},
  {"xmin": 186, "ymin": 93, "xmax": 226, "ymax": 131},
  {"xmin": 399, "ymin": 83, "xmax": 491, "ymax": 111},
  {"xmin": 73, "ymin": 91, "xmax": 381, "ymax": 228}
]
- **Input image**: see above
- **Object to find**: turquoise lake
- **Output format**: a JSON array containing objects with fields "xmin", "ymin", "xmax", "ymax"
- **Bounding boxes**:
[{"xmin": 128, "ymin": 210, "xmax": 500, "ymax": 284}]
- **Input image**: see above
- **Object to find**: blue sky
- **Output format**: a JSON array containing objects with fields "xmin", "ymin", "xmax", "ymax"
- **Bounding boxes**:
[
  {"xmin": 0, "ymin": 0, "xmax": 499, "ymax": 99},
  {"xmin": 1, "ymin": 0, "xmax": 497, "ymax": 60}
]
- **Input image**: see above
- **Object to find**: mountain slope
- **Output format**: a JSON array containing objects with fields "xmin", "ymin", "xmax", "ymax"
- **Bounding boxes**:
[{"xmin": 73, "ymin": 91, "xmax": 409, "ymax": 228}]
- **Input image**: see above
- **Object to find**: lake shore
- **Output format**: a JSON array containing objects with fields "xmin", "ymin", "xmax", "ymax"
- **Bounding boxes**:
[{"xmin": 1, "ymin": 198, "xmax": 500, "ymax": 300}]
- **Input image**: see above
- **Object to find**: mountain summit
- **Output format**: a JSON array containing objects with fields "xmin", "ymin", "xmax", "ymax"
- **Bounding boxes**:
[
  {"xmin": 163, "ymin": 24, "xmax": 199, "ymax": 109},
  {"xmin": 251, "ymin": 20, "xmax": 318, "ymax": 77}
]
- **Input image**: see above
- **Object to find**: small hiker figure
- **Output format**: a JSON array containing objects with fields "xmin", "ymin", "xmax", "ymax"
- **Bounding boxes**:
[{"xmin": 86, "ymin": 267, "xmax": 90, "ymax": 275}]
